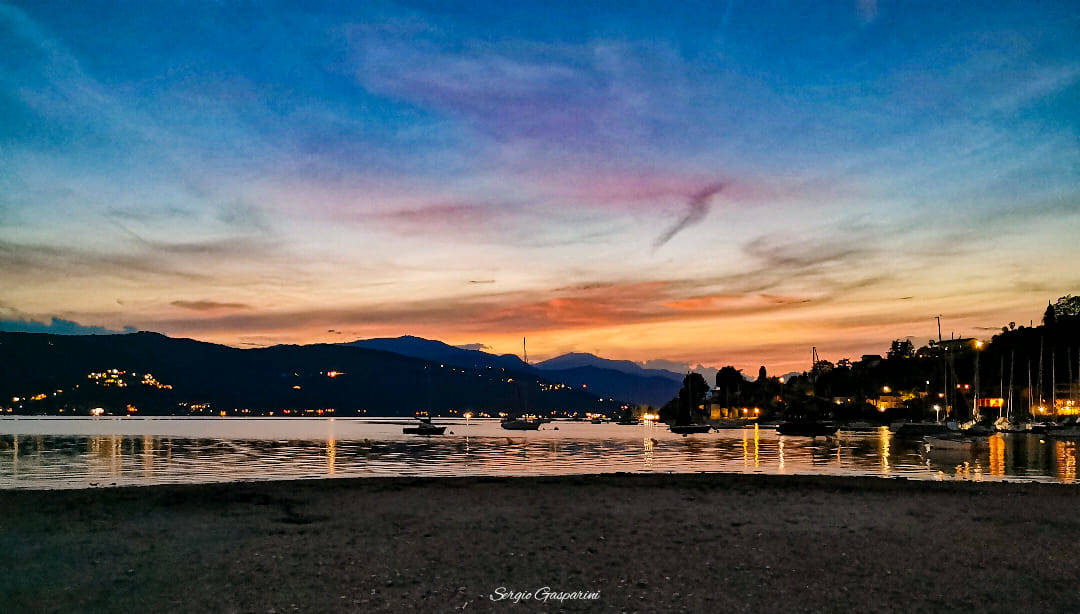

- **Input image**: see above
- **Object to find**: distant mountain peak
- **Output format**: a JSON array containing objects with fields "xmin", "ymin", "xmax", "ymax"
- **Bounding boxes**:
[
  {"xmin": 344, "ymin": 335, "xmax": 528, "ymax": 371},
  {"xmin": 535, "ymin": 352, "xmax": 683, "ymax": 382}
]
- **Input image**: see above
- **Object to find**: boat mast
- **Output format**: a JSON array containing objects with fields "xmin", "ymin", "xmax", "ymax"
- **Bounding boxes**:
[
  {"xmin": 936, "ymin": 316, "xmax": 947, "ymax": 416},
  {"xmin": 1067, "ymin": 347, "xmax": 1075, "ymax": 410},
  {"xmin": 1051, "ymin": 348, "xmax": 1056, "ymax": 415},
  {"xmin": 999, "ymin": 354, "xmax": 1005, "ymax": 420},
  {"xmin": 685, "ymin": 373, "xmax": 690, "ymax": 425},
  {"xmin": 974, "ymin": 344, "xmax": 980, "ymax": 421},
  {"xmin": 1038, "ymin": 336, "xmax": 1045, "ymax": 407},
  {"xmin": 1069, "ymin": 346, "xmax": 1075, "ymax": 408},
  {"xmin": 1027, "ymin": 360, "xmax": 1033, "ymax": 418},
  {"xmin": 522, "ymin": 337, "xmax": 528, "ymax": 418},
  {"xmin": 1007, "ymin": 350, "xmax": 1015, "ymax": 422}
]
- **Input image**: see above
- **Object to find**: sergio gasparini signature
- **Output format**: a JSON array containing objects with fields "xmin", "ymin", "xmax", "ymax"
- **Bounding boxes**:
[{"xmin": 489, "ymin": 586, "xmax": 601, "ymax": 604}]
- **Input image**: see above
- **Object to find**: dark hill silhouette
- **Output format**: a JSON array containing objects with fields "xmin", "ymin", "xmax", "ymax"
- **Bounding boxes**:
[
  {"xmin": 535, "ymin": 352, "xmax": 683, "ymax": 382},
  {"xmin": 346, "ymin": 337, "xmax": 680, "ymax": 406},
  {"xmin": 538, "ymin": 365, "xmax": 682, "ymax": 407},
  {"xmin": 345, "ymin": 335, "xmax": 529, "ymax": 371},
  {"xmin": 0, "ymin": 332, "xmax": 613, "ymax": 416}
]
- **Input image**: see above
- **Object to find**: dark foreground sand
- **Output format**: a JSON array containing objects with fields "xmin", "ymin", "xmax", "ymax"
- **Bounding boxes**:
[{"xmin": 3, "ymin": 473, "xmax": 1080, "ymax": 613}]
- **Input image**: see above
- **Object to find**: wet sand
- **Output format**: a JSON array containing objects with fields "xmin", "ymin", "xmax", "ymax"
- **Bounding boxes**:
[{"xmin": 2, "ymin": 473, "xmax": 1079, "ymax": 613}]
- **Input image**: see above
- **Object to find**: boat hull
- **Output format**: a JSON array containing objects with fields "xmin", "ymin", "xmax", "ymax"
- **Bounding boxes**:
[
  {"xmin": 670, "ymin": 424, "xmax": 712, "ymax": 435},
  {"xmin": 501, "ymin": 420, "xmax": 541, "ymax": 431},
  {"xmin": 1048, "ymin": 427, "xmax": 1080, "ymax": 438},
  {"xmin": 403, "ymin": 425, "xmax": 447, "ymax": 435},
  {"xmin": 894, "ymin": 422, "xmax": 950, "ymax": 437},
  {"xmin": 777, "ymin": 421, "xmax": 839, "ymax": 437}
]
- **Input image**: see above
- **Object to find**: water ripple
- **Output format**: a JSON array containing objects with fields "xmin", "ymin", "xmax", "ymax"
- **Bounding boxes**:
[{"xmin": 0, "ymin": 418, "xmax": 1076, "ymax": 489}]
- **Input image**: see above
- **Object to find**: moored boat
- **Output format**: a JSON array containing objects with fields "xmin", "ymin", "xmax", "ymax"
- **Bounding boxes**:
[
  {"xmin": 777, "ymin": 420, "xmax": 839, "ymax": 437},
  {"xmin": 893, "ymin": 421, "xmax": 951, "ymax": 437},
  {"xmin": 777, "ymin": 396, "xmax": 838, "ymax": 437},
  {"xmin": 670, "ymin": 423, "xmax": 712, "ymax": 435},
  {"xmin": 502, "ymin": 337, "xmax": 543, "ymax": 431},
  {"xmin": 669, "ymin": 372, "xmax": 711, "ymax": 436},
  {"xmin": 837, "ymin": 421, "xmax": 881, "ymax": 432},
  {"xmin": 501, "ymin": 417, "xmax": 541, "ymax": 431},
  {"xmin": 615, "ymin": 405, "xmax": 638, "ymax": 425},
  {"xmin": 403, "ymin": 416, "xmax": 447, "ymax": 436},
  {"xmin": 1047, "ymin": 419, "xmax": 1080, "ymax": 437}
]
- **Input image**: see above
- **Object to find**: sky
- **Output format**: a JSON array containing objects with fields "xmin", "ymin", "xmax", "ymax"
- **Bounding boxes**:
[{"xmin": 1, "ymin": 1, "xmax": 1078, "ymax": 373}]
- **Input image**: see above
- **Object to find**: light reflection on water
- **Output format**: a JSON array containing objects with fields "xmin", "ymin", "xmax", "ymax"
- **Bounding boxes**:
[{"xmin": 0, "ymin": 418, "xmax": 1078, "ymax": 489}]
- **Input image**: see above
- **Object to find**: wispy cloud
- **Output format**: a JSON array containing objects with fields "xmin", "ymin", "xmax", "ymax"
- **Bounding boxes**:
[
  {"xmin": 454, "ymin": 342, "xmax": 490, "ymax": 351},
  {"xmin": 653, "ymin": 183, "xmax": 726, "ymax": 250},
  {"xmin": 171, "ymin": 300, "xmax": 251, "ymax": 312},
  {"xmin": 2, "ymin": 2, "xmax": 1078, "ymax": 369}
]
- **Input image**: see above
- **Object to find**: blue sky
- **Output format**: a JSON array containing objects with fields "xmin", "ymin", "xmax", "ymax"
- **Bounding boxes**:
[{"xmin": 1, "ymin": 1, "xmax": 1078, "ymax": 371}]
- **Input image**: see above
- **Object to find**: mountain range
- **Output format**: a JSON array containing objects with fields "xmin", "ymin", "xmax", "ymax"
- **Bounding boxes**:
[
  {"xmin": 346, "ymin": 336, "xmax": 684, "ymax": 407},
  {"xmin": 534, "ymin": 352, "xmax": 684, "ymax": 382},
  {"xmin": 0, "ymin": 332, "xmax": 688, "ymax": 415}
]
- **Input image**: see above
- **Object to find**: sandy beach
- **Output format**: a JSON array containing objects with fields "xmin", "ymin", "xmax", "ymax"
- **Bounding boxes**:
[{"xmin": 3, "ymin": 473, "xmax": 1080, "ymax": 613}]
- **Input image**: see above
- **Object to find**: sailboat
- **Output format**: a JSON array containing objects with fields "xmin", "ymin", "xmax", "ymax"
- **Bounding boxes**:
[
  {"xmin": 777, "ymin": 396, "xmax": 839, "ymax": 437},
  {"xmin": 502, "ymin": 337, "xmax": 542, "ymax": 431},
  {"xmin": 404, "ymin": 367, "xmax": 446, "ymax": 435},
  {"xmin": 403, "ymin": 415, "xmax": 447, "ymax": 436},
  {"xmin": 615, "ymin": 405, "xmax": 638, "ymax": 425},
  {"xmin": 501, "ymin": 417, "xmax": 541, "ymax": 430}
]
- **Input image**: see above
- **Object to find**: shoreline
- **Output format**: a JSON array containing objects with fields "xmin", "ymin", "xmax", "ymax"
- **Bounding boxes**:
[
  {"xmin": 4, "ymin": 472, "xmax": 1080, "ymax": 612},
  {"xmin": 5, "ymin": 468, "xmax": 1080, "ymax": 492}
]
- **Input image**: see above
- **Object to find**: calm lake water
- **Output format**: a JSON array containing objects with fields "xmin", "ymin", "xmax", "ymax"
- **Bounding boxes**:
[{"xmin": 0, "ymin": 417, "xmax": 1076, "ymax": 489}]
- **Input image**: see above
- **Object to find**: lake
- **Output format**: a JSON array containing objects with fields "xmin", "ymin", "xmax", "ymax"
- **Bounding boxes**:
[{"xmin": 0, "ymin": 417, "xmax": 1076, "ymax": 489}]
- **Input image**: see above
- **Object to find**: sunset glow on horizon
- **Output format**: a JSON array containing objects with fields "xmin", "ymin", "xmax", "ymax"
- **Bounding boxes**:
[{"xmin": 2, "ymin": 1, "xmax": 1078, "ymax": 373}]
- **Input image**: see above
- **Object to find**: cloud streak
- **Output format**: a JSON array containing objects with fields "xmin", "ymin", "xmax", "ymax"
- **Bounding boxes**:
[
  {"xmin": 171, "ymin": 300, "xmax": 251, "ymax": 312},
  {"xmin": 653, "ymin": 183, "xmax": 726, "ymax": 250}
]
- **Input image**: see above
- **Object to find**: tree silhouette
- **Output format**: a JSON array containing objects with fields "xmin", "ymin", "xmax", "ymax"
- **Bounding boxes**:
[
  {"xmin": 714, "ymin": 366, "xmax": 744, "ymax": 408},
  {"xmin": 659, "ymin": 372, "xmax": 710, "ymax": 423},
  {"xmin": 888, "ymin": 339, "xmax": 915, "ymax": 360},
  {"xmin": 1044, "ymin": 302, "xmax": 1057, "ymax": 327}
]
